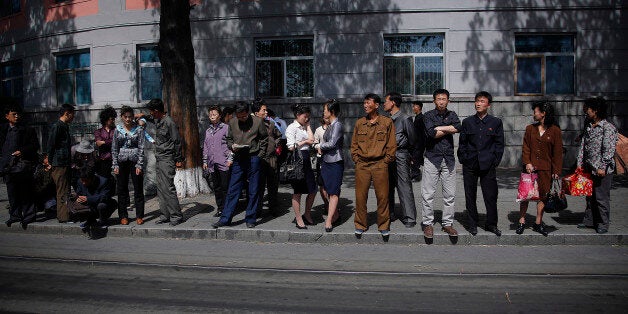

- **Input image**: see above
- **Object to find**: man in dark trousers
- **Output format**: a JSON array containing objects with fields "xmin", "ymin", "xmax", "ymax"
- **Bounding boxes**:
[
  {"xmin": 74, "ymin": 165, "xmax": 117, "ymax": 237},
  {"xmin": 457, "ymin": 91, "xmax": 504, "ymax": 236},
  {"xmin": 1, "ymin": 105, "xmax": 39, "ymax": 229},
  {"xmin": 411, "ymin": 101, "xmax": 426, "ymax": 181},
  {"xmin": 47, "ymin": 103, "xmax": 75, "ymax": 223},
  {"xmin": 137, "ymin": 99, "xmax": 184, "ymax": 226}
]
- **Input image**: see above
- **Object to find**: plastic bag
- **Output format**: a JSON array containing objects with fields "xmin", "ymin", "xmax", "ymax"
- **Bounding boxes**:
[
  {"xmin": 516, "ymin": 172, "xmax": 540, "ymax": 202},
  {"xmin": 562, "ymin": 168, "xmax": 593, "ymax": 196}
]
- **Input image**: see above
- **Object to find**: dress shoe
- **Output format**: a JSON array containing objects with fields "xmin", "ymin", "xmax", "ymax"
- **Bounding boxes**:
[
  {"xmin": 485, "ymin": 225, "xmax": 502, "ymax": 236},
  {"xmin": 211, "ymin": 221, "xmax": 228, "ymax": 228},
  {"xmin": 468, "ymin": 226, "xmax": 478, "ymax": 236},
  {"xmin": 515, "ymin": 222, "xmax": 525, "ymax": 234},
  {"xmin": 213, "ymin": 210, "xmax": 222, "ymax": 218},
  {"xmin": 596, "ymin": 227, "xmax": 608, "ymax": 234},
  {"xmin": 120, "ymin": 218, "xmax": 129, "ymax": 225},
  {"xmin": 442, "ymin": 225, "xmax": 458, "ymax": 237},
  {"xmin": 155, "ymin": 218, "xmax": 170, "ymax": 225},
  {"xmin": 354, "ymin": 228, "xmax": 365, "ymax": 239},
  {"xmin": 532, "ymin": 223, "xmax": 548, "ymax": 237},
  {"xmin": 577, "ymin": 223, "xmax": 593, "ymax": 229},
  {"xmin": 324, "ymin": 225, "xmax": 333, "ymax": 233},
  {"xmin": 136, "ymin": 218, "xmax": 144, "ymax": 225},
  {"xmin": 295, "ymin": 221, "xmax": 307, "ymax": 229},
  {"xmin": 169, "ymin": 219, "xmax": 184, "ymax": 227},
  {"xmin": 423, "ymin": 225, "xmax": 434, "ymax": 239},
  {"xmin": 5, "ymin": 218, "xmax": 20, "ymax": 227},
  {"xmin": 246, "ymin": 222, "xmax": 256, "ymax": 228},
  {"xmin": 20, "ymin": 221, "xmax": 28, "ymax": 230}
]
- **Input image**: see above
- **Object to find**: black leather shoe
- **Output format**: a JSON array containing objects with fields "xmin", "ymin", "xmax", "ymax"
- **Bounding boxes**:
[
  {"xmin": 213, "ymin": 210, "xmax": 222, "ymax": 218},
  {"xmin": 404, "ymin": 222, "xmax": 417, "ymax": 228},
  {"xmin": 468, "ymin": 226, "xmax": 478, "ymax": 236},
  {"xmin": 577, "ymin": 223, "xmax": 593, "ymax": 229},
  {"xmin": 169, "ymin": 219, "xmax": 183, "ymax": 227},
  {"xmin": 211, "ymin": 221, "xmax": 228, "ymax": 228},
  {"xmin": 533, "ymin": 223, "xmax": 548, "ymax": 237},
  {"xmin": 515, "ymin": 222, "xmax": 525, "ymax": 235},
  {"xmin": 295, "ymin": 222, "xmax": 307, "ymax": 230},
  {"xmin": 5, "ymin": 218, "xmax": 20, "ymax": 227},
  {"xmin": 246, "ymin": 222, "xmax": 256, "ymax": 228},
  {"xmin": 325, "ymin": 226, "xmax": 333, "ymax": 232},
  {"xmin": 155, "ymin": 218, "xmax": 170, "ymax": 225},
  {"xmin": 596, "ymin": 227, "xmax": 608, "ymax": 234},
  {"xmin": 485, "ymin": 225, "xmax": 502, "ymax": 236},
  {"xmin": 302, "ymin": 215, "xmax": 314, "ymax": 225},
  {"xmin": 20, "ymin": 221, "xmax": 28, "ymax": 230}
]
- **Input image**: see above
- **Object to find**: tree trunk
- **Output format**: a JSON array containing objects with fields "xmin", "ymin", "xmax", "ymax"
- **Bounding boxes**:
[{"xmin": 159, "ymin": 0, "xmax": 209, "ymax": 197}]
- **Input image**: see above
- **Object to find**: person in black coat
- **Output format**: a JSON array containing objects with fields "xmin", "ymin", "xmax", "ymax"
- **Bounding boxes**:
[
  {"xmin": 0, "ymin": 105, "xmax": 39, "ymax": 229},
  {"xmin": 411, "ymin": 101, "xmax": 426, "ymax": 181},
  {"xmin": 74, "ymin": 165, "xmax": 117, "ymax": 234}
]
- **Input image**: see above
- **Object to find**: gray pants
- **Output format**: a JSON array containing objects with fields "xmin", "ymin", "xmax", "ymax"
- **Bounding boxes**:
[
  {"xmin": 155, "ymin": 158, "xmax": 182, "ymax": 222},
  {"xmin": 583, "ymin": 173, "xmax": 613, "ymax": 230},
  {"xmin": 389, "ymin": 151, "xmax": 417, "ymax": 224},
  {"xmin": 421, "ymin": 159, "xmax": 456, "ymax": 226}
]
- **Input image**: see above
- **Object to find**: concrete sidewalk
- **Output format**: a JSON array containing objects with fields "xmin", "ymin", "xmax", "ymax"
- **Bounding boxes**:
[{"xmin": 1, "ymin": 168, "xmax": 626, "ymax": 245}]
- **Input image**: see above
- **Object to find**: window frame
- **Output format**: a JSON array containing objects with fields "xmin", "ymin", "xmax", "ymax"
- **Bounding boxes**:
[
  {"xmin": 55, "ymin": 50, "xmax": 92, "ymax": 106},
  {"xmin": 514, "ymin": 33, "xmax": 576, "ymax": 96},
  {"xmin": 383, "ymin": 34, "xmax": 445, "ymax": 96},
  {"xmin": 136, "ymin": 44, "xmax": 162, "ymax": 102},
  {"xmin": 254, "ymin": 37, "xmax": 315, "ymax": 99},
  {"xmin": 0, "ymin": 60, "xmax": 24, "ymax": 106}
]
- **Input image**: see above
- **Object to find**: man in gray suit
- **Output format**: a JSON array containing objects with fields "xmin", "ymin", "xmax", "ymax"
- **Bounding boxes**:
[{"xmin": 384, "ymin": 92, "xmax": 418, "ymax": 228}]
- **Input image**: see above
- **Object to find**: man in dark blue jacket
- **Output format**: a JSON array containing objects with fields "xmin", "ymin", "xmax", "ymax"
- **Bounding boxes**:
[
  {"xmin": 1, "ymin": 105, "xmax": 39, "ymax": 229},
  {"xmin": 74, "ymin": 165, "xmax": 116, "ymax": 235},
  {"xmin": 457, "ymin": 91, "xmax": 504, "ymax": 236}
]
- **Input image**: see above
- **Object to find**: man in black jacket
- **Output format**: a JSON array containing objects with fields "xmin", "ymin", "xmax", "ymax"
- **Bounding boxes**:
[
  {"xmin": 47, "ymin": 104, "xmax": 75, "ymax": 223},
  {"xmin": 0, "ymin": 105, "xmax": 39, "ymax": 229},
  {"xmin": 411, "ymin": 101, "xmax": 426, "ymax": 181},
  {"xmin": 74, "ymin": 165, "xmax": 116, "ymax": 237}
]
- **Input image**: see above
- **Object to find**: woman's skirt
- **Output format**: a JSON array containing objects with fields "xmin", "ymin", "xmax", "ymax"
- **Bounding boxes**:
[
  {"xmin": 291, "ymin": 150, "xmax": 317, "ymax": 195},
  {"xmin": 321, "ymin": 160, "xmax": 344, "ymax": 196}
]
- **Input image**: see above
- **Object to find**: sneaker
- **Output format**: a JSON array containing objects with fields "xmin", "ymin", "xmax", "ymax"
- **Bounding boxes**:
[
  {"xmin": 442, "ymin": 225, "xmax": 458, "ymax": 237},
  {"xmin": 423, "ymin": 225, "xmax": 434, "ymax": 238}
]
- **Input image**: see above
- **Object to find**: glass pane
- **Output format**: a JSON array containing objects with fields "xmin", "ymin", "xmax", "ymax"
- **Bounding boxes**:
[
  {"xmin": 56, "ymin": 72, "xmax": 74, "ymax": 104},
  {"xmin": 546, "ymin": 56, "xmax": 574, "ymax": 94},
  {"xmin": 256, "ymin": 60, "xmax": 283, "ymax": 97},
  {"xmin": 415, "ymin": 56, "xmax": 443, "ymax": 95},
  {"xmin": 141, "ymin": 66, "xmax": 162, "ymax": 100},
  {"xmin": 286, "ymin": 59, "xmax": 313, "ymax": 97},
  {"xmin": 1, "ymin": 80, "xmax": 11, "ymax": 97},
  {"xmin": 139, "ymin": 46, "xmax": 160, "ymax": 63},
  {"xmin": 12, "ymin": 0, "xmax": 20, "ymax": 13},
  {"xmin": 76, "ymin": 70, "xmax": 91, "ymax": 104},
  {"xmin": 56, "ymin": 52, "xmax": 90, "ymax": 70},
  {"xmin": 1, "ymin": 62, "xmax": 22, "ymax": 78},
  {"xmin": 14, "ymin": 77, "xmax": 22, "ymax": 98},
  {"xmin": 384, "ymin": 57, "xmax": 412, "ymax": 95},
  {"xmin": 516, "ymin": 57, "xmax": 542, "ymax": 94},
  {"xmin": 384, "ymin": 35, "xmax": 444, "ymax": 54},
  {"xmin": 256, "ymin": 39, "xmax": 313, "ymax": 57},
  {"xmin": 515, "ymin": 35, "xmax": 574, "ymax": 53}
]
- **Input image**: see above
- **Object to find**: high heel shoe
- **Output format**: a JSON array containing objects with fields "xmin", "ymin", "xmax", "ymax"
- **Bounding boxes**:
[
  {"xmin": 295, "ymin": 222, "xmax": 307, "ymax": 230},
  {"xmin": 325, "ymin": 225, "xmax": 333, "ymax": 232},
  {"xmin": 533, "ymin": 223, "xmax": 548, "ymax": 237},
  {"xmin": 515, "ymin": 222, "xmax": 525, "ymax": 235},
  {"xmin": 302, "ymin": 214, "xmax": 314, "ymax": 225}
]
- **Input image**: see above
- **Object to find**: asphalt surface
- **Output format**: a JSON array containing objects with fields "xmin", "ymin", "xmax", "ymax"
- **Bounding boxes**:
[{"xmin": 1, "ymin": 168, "xmax": 627, "ymax": 245}]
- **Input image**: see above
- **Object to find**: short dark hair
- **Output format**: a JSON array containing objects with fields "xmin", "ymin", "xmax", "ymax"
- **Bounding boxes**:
[
  {"xmin": 291, "ymin": 104, "xmax": 311, "ymax": 117},
  {"xmin": 3, "ymin": 105, "xmax": 21, "ymax": 115},
  {"xmin": 99, "ymin": 105, "xmax": 117, "ymax": 125},
  {"xmin": 79, "ymin": 164, "xmax": 96, "ymax": 180},
  {"xmin": 120, "ymin": 105, "xmax": 134, "ymax": 117},
  {"xmin": 221, "ymin": 106, "xmax": 235, "ymax": 123},
  {"xmin": 324, "ymin": 98, "xmax": 341, "ymax": 117},
  {"xmin": 251, "ymin": 98, "xmax": 267, "ymax": 114},
  {"xmin": 412, "ymin": 101, "xmax": 423, "ymax": 109},
  {"xmin": 475, "ymin": 91, "xmax": 492, "ymax": 103},
  {"xmin": 364, "ymin": 93, "xmax": 381, "ymax": 104},
  {"xmin": 207, "ymin": 105, "xmax": 222, "ymax": 116},
  {"xmin": 385, "ymin": 92, "xmax": 403, "ymax": 107},
  {"xmin": 147, "ymin": 99, "xmax": 165, "ymax": 113},
  {"xmin": 433, "ymin": 89, "xmax": 450, "ymax": 100},
  {"xmin": 531, "ymin": 100, "xmax": 557, "ymax": 127},
  {"xmin": 584, "ymin": 97, "xmax": 608, "ymax": 120},
  {"xmin": 234, "ymin": 101, "xmax": 249, "ymax": 113},
  {"xmin": 59, "ymin": 103, "xmax": 76, "ymax": 117}
]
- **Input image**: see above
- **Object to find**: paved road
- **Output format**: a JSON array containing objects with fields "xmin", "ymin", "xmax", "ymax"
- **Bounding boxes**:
[{"xmin": 1, "ymin": 233, "xmax": 627, "ymax": 313}]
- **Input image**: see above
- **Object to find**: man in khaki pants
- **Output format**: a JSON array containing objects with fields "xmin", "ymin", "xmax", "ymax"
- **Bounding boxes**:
[
  {"xmin": 350, "ymin": 93, "xmax": 396, "ymax": 239},
  {"xmin": 47, "ymin": 104, "xmax": 75, "ymax": 223}
]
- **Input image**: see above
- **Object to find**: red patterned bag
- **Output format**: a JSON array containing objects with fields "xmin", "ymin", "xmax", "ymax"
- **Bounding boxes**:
[
  {"xmin": 516, "ymin": 172, "xmax": 540, "ymax": 202},
  {"xmin": 562, "ymin": 168, "xmax": 593, "ymax": 196}
]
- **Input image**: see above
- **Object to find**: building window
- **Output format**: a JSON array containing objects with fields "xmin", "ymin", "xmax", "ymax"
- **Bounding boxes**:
[
  {"xmin": 138, "ymin": 45, "xmax": 162, "ymax": 101},
  {"xmin": 384, "ymin": 35, "xmax": 444, "ymax": 96},
  {"xmin": 56, "ymin": 51, "xmax": 91, "ymax": 105},
  {"xmin": 515, "ymin": 34, "xmax": 575, "ymax": 95},
  {"xmin": 255, "ymin": 38, "xmax": 314, "ymax": 98},
  {"xmin": 0, "ymin": 61, "xmax": 23, "ymax": 107},
  {"xmin": 0, "ymin": 0, "xmax": 21, "ymax": 18}
]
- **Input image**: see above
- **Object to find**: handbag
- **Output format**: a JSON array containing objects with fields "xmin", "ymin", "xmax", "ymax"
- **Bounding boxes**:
[
  {"xmin": 562, "ymin": 167, "xmax": 593, "ymax": 196},
  {"xmin": 279, "ymin": 148, "xmax": 305, "ymax": 183},
  {"xmin": 545, "ymin": 178, "xmax": 568, "ymax": 213},
  {"xmin": 516, "ymin": 172, "xmax": 540, "ymax": 202}
]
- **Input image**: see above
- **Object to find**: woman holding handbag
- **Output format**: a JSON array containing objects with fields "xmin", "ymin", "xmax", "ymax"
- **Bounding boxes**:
[
  {"xmin": 517, "ymin": 101, "xmax": 563, "ymax": 236},
  {"xmin": 285, "ymin": 104, "xmax": 317, "ymax": 229},
  {"xmin": 576, "ymin": 97, "xmax": 618, "ymax": 234},
  {"xmin": 318, "ymin": 99, "xmax": 344, "ymax": 232}
]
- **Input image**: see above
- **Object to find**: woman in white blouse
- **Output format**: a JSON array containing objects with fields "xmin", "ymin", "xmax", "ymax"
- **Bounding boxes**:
[
  {"xmin": 285, "ymin": 104, "xmax": 317, "ymax": 229},
  {"xmin": 313, "ymin": 116, "xmax": 330, "ymax": 213}
]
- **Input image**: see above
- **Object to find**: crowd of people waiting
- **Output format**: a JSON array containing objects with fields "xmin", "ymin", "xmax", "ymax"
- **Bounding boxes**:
[{"xmin": 0, "ymin": 91, "xmax": 620, "ymax": 240}]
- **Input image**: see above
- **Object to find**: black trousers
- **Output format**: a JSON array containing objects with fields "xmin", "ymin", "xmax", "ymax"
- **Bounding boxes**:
[
  {"xmin": 116, "ymin": 161, "xmax": 145, "ymax": 219},
  {"xmin": 207, "ymin": 164, "xmax": 230, "ymax": 212},
  {"xmin": 85, "ymin": 200, "xmax": 117, "ymax": 225},
  {"xmin": 583, "ymin": 173, "xmax": 613, "ymax": 230},
  {"xmin": 5, "ymin": 170, "xmax": 36, "ymax": 223},
  {"xmin": 462, "ymin": 166, "xmax": 498, "ymax": 228}
]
